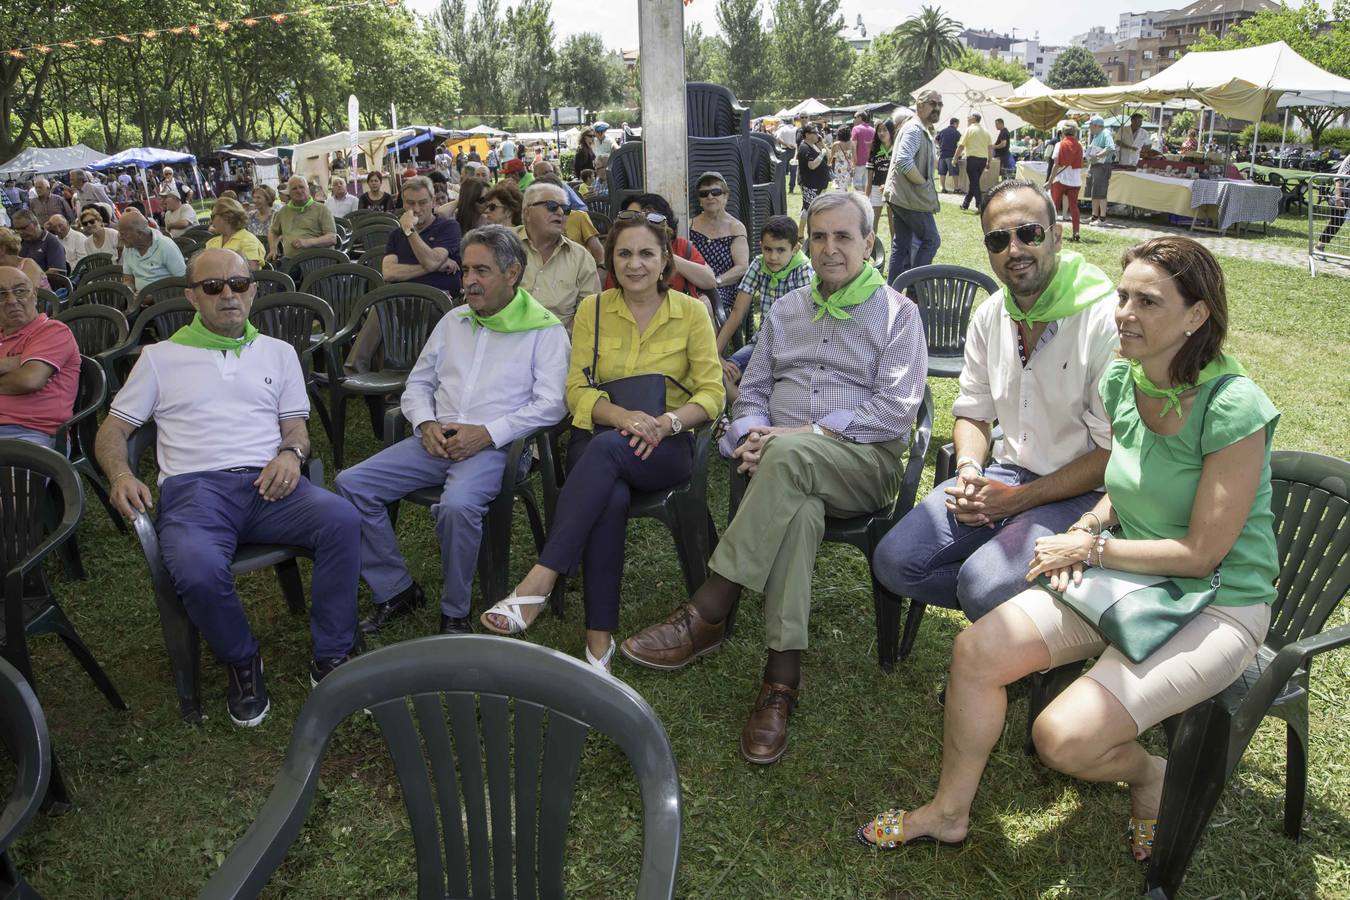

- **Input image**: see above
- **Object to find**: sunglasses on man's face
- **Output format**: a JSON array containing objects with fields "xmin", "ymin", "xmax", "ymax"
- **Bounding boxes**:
[
  {"xmin": 190, "ymin": 276, "xmax": 253, "ymax": 295},
  {"xmin": 983, "ymin": 222, "xmax": 1048, "ymax": 254},
  {"xmin": 616, "ymin": 209, "xmax": 667, "ymax": 226},
  {"xmin": 529, "ymin": 200, "xmax": 567, "ymax": 214},
  {"xmin": 698, "ymin": 187, "xmax": 726, "ymax": 199}
]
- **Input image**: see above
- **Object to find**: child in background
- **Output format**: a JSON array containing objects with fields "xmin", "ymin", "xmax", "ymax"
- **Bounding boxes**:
[
  {"xmin": 718, "ymin": 215, "xmax": 814, "ymax": 403},
  {"xmin": 578, "ymin": 169, "xmax": 595, "ymax": 197}
]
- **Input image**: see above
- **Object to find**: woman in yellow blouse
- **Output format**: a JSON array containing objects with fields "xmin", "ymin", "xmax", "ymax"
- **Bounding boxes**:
[
  {"xmin": 204, "ymin": 197, "xmax": 266, "ymax": 270},
  {"xmin": 483, "ymin": 211, "xmax": 725, "ymax": 672}
]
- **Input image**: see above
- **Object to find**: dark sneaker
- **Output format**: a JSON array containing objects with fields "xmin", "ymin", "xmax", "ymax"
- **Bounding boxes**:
[
  {"xmin": 360, "ymin": 581, "xmax": 426, "ymax": 634},
  {"xmin": 440, "ymin": 614, "xmax": 472, "ymax": 635},
  {"xmin": 227, "ymin": 654, "xmax": 270, "ymax": 727},
  {"xmin": 311, "ymin": 640, "xmax": 363, "ymax": 688}
]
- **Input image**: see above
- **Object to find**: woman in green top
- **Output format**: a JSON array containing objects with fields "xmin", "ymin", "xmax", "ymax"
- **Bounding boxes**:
[{"xmin": 858, "ymin": 236, "xmax": 1279, "ymax": 865}]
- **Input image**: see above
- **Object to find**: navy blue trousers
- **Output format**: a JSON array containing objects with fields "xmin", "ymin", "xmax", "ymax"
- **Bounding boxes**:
[
  {"xmin": 539, "ymin": 429, "xmax": 692, "ymax": 632},
  {"xmin": 156, "ymin": 469, "xmax": 361, "ymax": 665}
]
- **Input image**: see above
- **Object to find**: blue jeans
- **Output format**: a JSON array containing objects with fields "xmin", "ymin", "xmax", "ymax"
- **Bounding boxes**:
[
  {"xmin": 887, "ymin": 207, "xmax": 941, "ymax": 286},
  {"xmin": 156, "ymin": 470, "xmax": 361, "ymax": 664},
  {"xmin": 0, "ymin": 424, "xmax": 56, "ymax": 447},
  {"xmin": 334, "ymin": 436, "xmax": 507, "ymax": 617},
  {"xmin": 873, "ymin": 463, "xmax": 1101, "ymax": 620},
  {"xmin": 729, "ymin": 341, "xmax": 755, "ymax": 373}
]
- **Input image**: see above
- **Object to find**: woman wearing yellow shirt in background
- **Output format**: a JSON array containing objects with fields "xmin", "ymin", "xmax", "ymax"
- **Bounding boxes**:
[
  {"xmin": 483, "ymin": 211, "xmax": 725, "ymax": 673},
  {"xmin": 204, "ymin": 197, "xmax": 266, "ymax": 270}
]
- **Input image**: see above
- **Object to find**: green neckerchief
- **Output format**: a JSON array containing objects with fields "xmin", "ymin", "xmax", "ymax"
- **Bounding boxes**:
[
  {"xmin": 169, "ymin": 313, "xmax": 259, "ymax": 357},
  {"xmin": 286, "ymin": 198, "xmax": 313, "ymax": 213},
  {"xmin": 1130, "ymin": 354, "xmax": 1246, "ymax": 418},
  {"xmin": 1003, "ymin": 251, "xmax": 1114, "ymax": 325},
  {"xmin": 811, "ymin": 263, "xmax": 884, "ymax": 322},
  {"xmin": 517, "ymin": 172, "xmax": 535, "ymax": 191},
  {"xmin": 765, "ymin": 250, "xmax": 809, "ymax": 292},
  {"xmin": 468, "ymin": 287, "xmax": 561, "ymax": 333}
]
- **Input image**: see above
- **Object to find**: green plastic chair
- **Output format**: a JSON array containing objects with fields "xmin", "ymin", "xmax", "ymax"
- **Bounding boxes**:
[{"xmin": 198, "ymin": 636, "xmax": 682, "ymax": 899}]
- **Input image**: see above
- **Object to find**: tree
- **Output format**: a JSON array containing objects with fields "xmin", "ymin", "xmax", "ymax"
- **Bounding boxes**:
[
  {"xmin": 716, "ymin": 0, "xmax": 772, "ymax": 102},
  {"xmin": 846, "ymin": 27, "xmax": 922, "ymax": 103},
  {"xmin": 505, "ymin": 0, "xmax": 555, "ymax": 117},
  {"xmin": 768, "ymin": 0, "xmax": 854, "ymax": 99},
  {"xmin": 894, "ymin": 5, "xmax": 964, "ymax": 85},
  {"xmin": 684, "ymin": 23, "xmax": 725, "ymax": 83},
  {"xmin": 1046, "ymin": 46, "xmax": 1109, "ymax": 89},
  {"xmin": 1190, "ymin": 0, "xmax": 1350, "ymax": 148},
  {"xmin": 433, "ymin": 0, "xmax": 511, "ymax": 122},
  {"xmin": 951, "ymin": 47, "xmax": 1030, "ymax": 87},
  {"xmin": 555, "ymin": 33, "xmax": 618, "ymax": 111}
]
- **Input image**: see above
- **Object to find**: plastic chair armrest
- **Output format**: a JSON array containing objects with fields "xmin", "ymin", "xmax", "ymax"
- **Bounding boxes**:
[
  {"xmin": 1236, "ymin": 621, "xmax": 1350, "ymax": 730},
  {"xmin": 383, "ymin": 407, "xmax": 409, "ymax": 447}
]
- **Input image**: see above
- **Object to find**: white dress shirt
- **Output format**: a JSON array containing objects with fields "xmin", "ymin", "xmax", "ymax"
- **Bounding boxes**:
[
  {"xmin": 1118, "ymin": 125, "xmax": 1147, "ymax": 166},
  {"xmin": 400, "ymin": 306, "xmax": 571, "ymax": 449},
  {"xmin": 953, "ymin": 292, "xmax": 1119, "ymax": 477},
  {"xmin": 327, "ymin": 193, "xmax": 360, "ymax": 218},
  {"xmin": 60, "ymin": 229, "xmax": 90, "ymax": 266}
]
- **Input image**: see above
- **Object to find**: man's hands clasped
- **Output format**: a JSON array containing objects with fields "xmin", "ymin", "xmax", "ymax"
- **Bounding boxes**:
[
  {"xmin": 419, "ymin": 421, "xmax": 492, "ymax": 461},
  {"xmin": 944, "ymin": 468, "xmax": 1024, "ymax": 528}
]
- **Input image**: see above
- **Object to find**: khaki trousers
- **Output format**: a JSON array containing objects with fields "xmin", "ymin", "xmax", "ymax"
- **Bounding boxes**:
[{"xmin": 709, "ymin": 433, "xmax": 904, "ymax": 651}]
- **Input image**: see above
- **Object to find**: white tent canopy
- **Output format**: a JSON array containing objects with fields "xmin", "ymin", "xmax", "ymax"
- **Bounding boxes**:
[
  {"xmin": 1013, "ymin": 77, "xmax": 1052, "ymax": 98},
  {"xmin": 285, "ymin": 128, "xmax": 413, "ymax": 182},
  {"xmin": 465, "ymin": 124, "xmax": 509, "ymax": 136},
  {"xmin": 784, "ymin": 98, "xmax": 831, "ymax": 117},
  {"xmin": 0, "ymin": 143, "xmax": 107, "ymax": 180},
  {"xmin": 914, "ymin": 69, "xmax": 1027, "ymax": 130}
]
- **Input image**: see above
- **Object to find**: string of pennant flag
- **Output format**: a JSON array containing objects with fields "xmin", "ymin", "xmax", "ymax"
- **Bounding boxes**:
[{"xmin": 5, "ymin": 0, "xmax": 400, "ymax": 59}]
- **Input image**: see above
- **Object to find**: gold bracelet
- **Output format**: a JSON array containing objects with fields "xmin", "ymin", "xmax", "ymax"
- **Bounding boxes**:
[{"xmin": 110, "ymin": 471, "xmax": 134, "ymax": 484}]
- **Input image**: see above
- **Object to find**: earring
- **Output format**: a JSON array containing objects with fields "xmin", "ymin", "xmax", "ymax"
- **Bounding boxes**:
[{"xmin": 1184, "ymin": 330, "xmax": 1192, "ymax": 336}]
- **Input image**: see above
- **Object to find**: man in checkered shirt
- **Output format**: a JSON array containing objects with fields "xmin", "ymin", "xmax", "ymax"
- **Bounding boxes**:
[{"xmin": 623, "ymin": 191, "xmax": 928, "ymax": 765}]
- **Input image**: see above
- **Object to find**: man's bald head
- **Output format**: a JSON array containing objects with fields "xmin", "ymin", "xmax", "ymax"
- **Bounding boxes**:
[
  {"xmin": 531, "ymin": 159, "xmax": 553, "ymax": 177},
  {"xmin": 0, "ymin": 265, "xmax": 38, "ymax": 335},
  {"xmin": 116, "ymin": 209, "xmax": 154, "ymax": 251},
  {"xmin": 47, "ymin": 215, "xmax": 70, "ymax": 238},
  {"xmin": 189, "ymin": 246, "xmax": 251, "ymax": 282}
]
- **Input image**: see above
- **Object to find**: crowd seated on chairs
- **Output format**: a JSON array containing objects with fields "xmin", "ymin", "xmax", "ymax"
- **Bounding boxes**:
[{"xmin": 3, "ymin": 150, "xmax": 1344, "ymax": 900}]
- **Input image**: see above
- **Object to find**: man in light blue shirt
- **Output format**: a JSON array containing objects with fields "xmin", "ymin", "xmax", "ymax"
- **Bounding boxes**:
[
  {"xmin": 116, "ymin": 209, "xmax": 186, "ymax": 294},
  {"xmin": 334, "ymin": 224, "xmax": 570, "ymax": 635}
]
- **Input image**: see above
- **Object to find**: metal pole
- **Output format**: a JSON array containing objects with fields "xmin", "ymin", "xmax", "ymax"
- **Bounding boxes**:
[
  {"xmin": 638, "ymin": 0, "xmax": 690, "ymax": 235},
  {"xmin": 1278, "ymin": 107, "xmax": 1290, "ymax": 161}
]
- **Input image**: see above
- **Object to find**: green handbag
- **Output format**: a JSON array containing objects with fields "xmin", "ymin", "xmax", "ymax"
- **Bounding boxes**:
[{"xmin": 1038, "ymin": 567, "xmax": 1220, "ymax": 664}]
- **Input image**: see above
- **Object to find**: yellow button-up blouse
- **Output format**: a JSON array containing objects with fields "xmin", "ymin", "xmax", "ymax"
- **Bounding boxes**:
[{"xmin": 566, "ymin": 288, "xmax": 725, "ymax": 431}]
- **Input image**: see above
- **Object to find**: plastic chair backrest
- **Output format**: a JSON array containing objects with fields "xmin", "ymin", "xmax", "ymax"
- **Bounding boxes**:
[
  {"xmin": 56, "ymin": 355, "xmax": 107, "ymax": 462},
  {"xmin": 197, "ymin": 636, "xmax": 681, "ymax": 900},
  {"xmin": 181, "ymin": 225, "xmax": 214, "ymax": 243},
  {"xmin": 172, "ymin": 236, "xmax": 201, "ymax": 257},
  {"xmin": 300, "ymin": 264, "xmax": 384, "ymax": 326},
  {"xmin": 1266, "ymin": 450, "xmax": 1350, "ymax": 648},
  {"xmin": 137, "ymin": 276, "xmax": 191, "ymax": 309},
  {"xmin": 349, "ymin": 284, "xmax": 454, "ymax": 372},
  {"xmin": 251, "ymin": 269, "xmax": 296, "ymax": 298},
  {"xmin": 0, "ymin": 442, "xmax": 84, "ymax": 587},
  {"xmin": 351, "ymin": 223, "xmax": 395, "ymax": 255},
  {"xmin": 35, "ymin": 289, "xmax": 61, "ymax": 317},
  {"xmin": 70, "ymin": 253, "xmax": 112, "ymax": 285},
  {"xmin": 68, "ymin": 280, "xmax": 134, "ymax": 313},
  {"xmin": 248, "ymin": 292, "xmax": 336, "ymax": 375},
  {"xmin": 284, "ymin": 249, "xmax": 349, "ymax": 285},
  {"xmin": 685, "ymin": 82, "xmax": 750, "ymax": 138},
  {"xmin": 608, "ymin": 141, "xmax": 645, "ymax": 200},
  {"xmin": 890, "ymin": 264, "xmax": 998, "ymax": 358},
  {"xmin": 45, "ymin": 271, "xmax": 73, "ymax": 297},
  {"xmin": 79, "ymin": 264, "xmax": 126, "ymax": 285},
  {"xmin": 687, "ymin": 136, "xmax": 753, "ymax": 223},
  {"xmin": 0, "ymin": 656, "xmax": 50, "ymax": 862},
  {"xmin": 55, "ymin": 305, "xmax": 130, "ymax": 356}
]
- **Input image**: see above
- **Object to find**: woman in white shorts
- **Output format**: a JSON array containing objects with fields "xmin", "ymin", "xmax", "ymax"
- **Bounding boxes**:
[
  {"xmin": 864, "ymin": 117, "xmax": 897, "ymax": 235},
  {"xmin": 858, "ymin": 236, "xmax": 1280, "ymax": 868}
]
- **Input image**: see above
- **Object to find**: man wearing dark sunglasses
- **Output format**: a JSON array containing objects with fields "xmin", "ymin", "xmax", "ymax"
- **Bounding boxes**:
[
  {"xmin": 874, "ymin": 179, "xmax": 1119, "ymax": 626},
  {"xmin": 95, "ymin": 248, "xmax": 363, "ymax": 728},
  {"xmin": 515, "ymin": 181, "xmax": 600, "ymax": 330}
]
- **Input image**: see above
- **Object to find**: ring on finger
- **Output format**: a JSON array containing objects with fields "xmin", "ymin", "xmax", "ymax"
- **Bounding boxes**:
[{"xmin": 282, "ymin": 479, "xmax": 291, "ymax": 485}]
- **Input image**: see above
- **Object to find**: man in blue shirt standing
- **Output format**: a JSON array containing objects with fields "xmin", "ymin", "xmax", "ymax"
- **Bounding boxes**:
[{"xmin": 936, "ymin": 117, "xmax": 962, "ymax": 194}]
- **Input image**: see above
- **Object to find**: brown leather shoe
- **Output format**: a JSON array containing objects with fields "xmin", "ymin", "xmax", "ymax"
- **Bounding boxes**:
[
  {"xmin": 740, "ymin": 681, "xmax": 800, "ymax": 765},
  {"xmin": 620, "ymin": 603, "xmax": 725, "ymax": 671}
]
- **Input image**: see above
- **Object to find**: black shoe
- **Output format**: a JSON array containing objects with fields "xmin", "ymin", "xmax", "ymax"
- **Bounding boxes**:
[
  {"xmin": 440, "ymin": 614, "xmax": 472, "ymax": 635},
  {"xmin": 360, "ymin": 582, "xmax": 426, "ymax": 634},
  {"xmin": 310, "ymin": 642, "xmax": 362, "ymax": 688},
  {"xmin": 227, "ymin": 653, "xmax": 270, "ymax": 727}
]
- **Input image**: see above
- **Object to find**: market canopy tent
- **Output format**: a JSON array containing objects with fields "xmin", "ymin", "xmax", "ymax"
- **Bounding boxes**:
[
  {"xmin": 89, "ymin": 146, "xmax": 197, "ymax": 171},
  {"xmin": 285, "ymin": 128, "xmax": 414, "ymax": 182},
  {"xmin": 999, "ymin": 41, "xmax": 1350, "ymax": 124},
  {"xmin": 784, "ymin": 98, "xmax": 831, "ymax": 117},
  {"xmin": 464, "ymin": 124, "xmax": 509, "ymax": 136},
  {"xmin": 914, "ymin": 69, "xmax": 1027, "ymax": 130},
  {"xmin": 1013, "ymin": 77, "xmax": 1052, "ymax": 98},
  {"xmin": 0, "ymin": 143, "xmax": 108, "ymax": 180}
]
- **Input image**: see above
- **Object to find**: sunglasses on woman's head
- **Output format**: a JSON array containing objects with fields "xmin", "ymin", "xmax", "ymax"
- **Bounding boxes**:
[
  {"xmin": 615, "ymin": 210, "xmax": 667, "ymax": 226},
  {"xmin": 189, "ymin": 276, "xmax": 253, "ymax": 295},
  {"xmin": 983, "ymin": 222, "xmax": 1047, "ymax": 254},
  {"xmin": 697, "ymin": 187, "xmax": 726, "ymax": 198}
]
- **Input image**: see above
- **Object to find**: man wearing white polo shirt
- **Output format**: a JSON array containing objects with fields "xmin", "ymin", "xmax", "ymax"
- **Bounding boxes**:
[
  {"xmin": 94, "ymin": 248, "xmax": 362, "ymax": 728},
  {"xmin": 335, "ymin": 225, "xmax": 569, "ymax": 635}
]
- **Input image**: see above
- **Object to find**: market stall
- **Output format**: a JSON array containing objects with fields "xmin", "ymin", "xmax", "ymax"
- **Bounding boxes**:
[
  {"xmin": 0, "ymin": 143, "xmax": 107, "ymax": 180},
  {"xmin": 89, "ymin": 146, "xmax": 203, "ymax": 216}
]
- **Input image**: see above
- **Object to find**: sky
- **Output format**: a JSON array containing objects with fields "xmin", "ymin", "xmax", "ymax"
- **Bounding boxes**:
[{"xmin": 403, "ymin": 0, "xmax": 1163, "ymax": 50}]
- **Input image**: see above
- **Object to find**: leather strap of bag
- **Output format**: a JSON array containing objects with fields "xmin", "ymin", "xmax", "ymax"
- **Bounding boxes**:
[{"xmin": 582, "ymin": 292, "xmax": 694, "ymax": 397}]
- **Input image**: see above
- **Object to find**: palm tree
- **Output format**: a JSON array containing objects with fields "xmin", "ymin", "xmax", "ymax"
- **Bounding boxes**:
[{"xmin": 895, "ymin": 5, "xmax": 965, "ymax": 83}]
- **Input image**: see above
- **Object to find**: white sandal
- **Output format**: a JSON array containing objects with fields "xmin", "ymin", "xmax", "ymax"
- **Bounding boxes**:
[
  {"xmin": 584, "ymin": 637, "xmax": 616, "ymax": 675},
  {"xmin": 479, "ymin": 592, "xmax": 548, "ymax": 635}
]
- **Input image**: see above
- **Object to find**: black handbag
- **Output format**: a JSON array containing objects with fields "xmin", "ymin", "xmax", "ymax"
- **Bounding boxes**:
[{"xmin": 581, "ymin": 294, "xmax": 692, "ymax": 431}]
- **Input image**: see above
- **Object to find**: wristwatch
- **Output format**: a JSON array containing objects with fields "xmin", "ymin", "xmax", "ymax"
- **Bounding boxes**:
[
  {"xmin": 665, "ymin": 412, "xmax": 684, "ymax": 434},
  {"xmin": 284, "ymin": 446, "xmax": 307, "ymax": 464}
]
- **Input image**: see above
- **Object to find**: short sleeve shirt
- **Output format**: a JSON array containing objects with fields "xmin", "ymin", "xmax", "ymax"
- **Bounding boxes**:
[
  {"xmin": 109, "ymin": 336, "xmax": 310, "ymax": 483},
  {"xmin": 1100, "ymin": 360, "xmax": 1280, "ymax": 607},
  {"xmin": 384, "ymin": 216, "xmax": 462, "ymax": 294},
  {"xmin": 206, "ymin": 229, "xmax": 267, "ymax": 266},
  {"xmin": 269, "ymin": 201, "xmax": 337, "ymax": 258},
  {"xmin": 0, "ymin": 314, "xmax": 80, "ymax": 434},
  {"xmin": 121, "ymin": 231, "xmax": 187, "ymax": 292},
  {"xmin": 851, "ymin": 123, "xmax": 876, "ymax": 166},
  {"xmin": 958, "ymin": 125, "xmax": 992, "ymax": 160}
]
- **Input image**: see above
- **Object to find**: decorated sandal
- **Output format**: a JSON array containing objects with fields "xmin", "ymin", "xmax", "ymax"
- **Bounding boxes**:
[
  {"xmin": 584, "ymin": 637, "xmax": 616, "ymax": 675},
  {"xmin": 479, "ymin": 592, "xmax": 547, "ymax": 636},
  {"xmin": 1127, "ymin": 817, "xmax": 1157, "ymax": 861},
  {"xmin": 855, "ymin": 809, "xmax": 966, "ymax": 850}
]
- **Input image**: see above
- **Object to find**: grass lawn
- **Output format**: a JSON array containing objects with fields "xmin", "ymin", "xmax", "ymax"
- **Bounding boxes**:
[{"xmin": 9, "ymin": 190, "xmax": 1350, "ymax": 898}]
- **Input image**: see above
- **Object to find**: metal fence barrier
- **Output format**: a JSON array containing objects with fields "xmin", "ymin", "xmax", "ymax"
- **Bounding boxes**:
[{"xmin": 1307, "ymin": 173, "xmax": 1350, "ymax": 276}]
